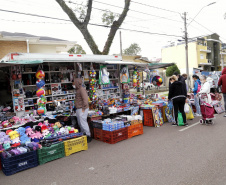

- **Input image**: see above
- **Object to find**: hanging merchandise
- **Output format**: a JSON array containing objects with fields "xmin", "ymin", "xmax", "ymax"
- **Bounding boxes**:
[
  {"xmin": 77, "ymin": 63, "xmax": 82, "ymax": 78},
  {"xmin": 120, "ymin": 65, "xmax": 130, "ymax": 84},
  {"xmin": 89, "ymin": 63, "xmax": 97, "ymax": 101},
  {"xmin": 133, "ymin": 66, "xmax": 138, "ymax": 87},
  {"xmin": 137, "ymin": 71, "xmax": 141, "ymax": 90},
  {"xmin": 152, "ymin": 75, "xmax": 163, "ymax": 87},
  {"xmin": 36, "ymin": 69, "xmax": 46, "ymax": 115},
  {"xmin": 99, "ymin": 65, "xmax": 110, "ymax": 85}
]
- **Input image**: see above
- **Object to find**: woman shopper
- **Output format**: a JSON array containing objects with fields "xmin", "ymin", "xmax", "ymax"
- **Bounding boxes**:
[
  {"xmin": 192, "ymin": 75, "xmax": 201, "ymax": 116},
  {"xmin": 168, "ymin": 75, "xmax": 188, "ymax": 126},
  {"xmin": 198, "ymin": 75, "xmax": 211, "ymax": 104},
  {"xmin": 218, "ymin": 67, "xmax": 226, "ymax": 117}
]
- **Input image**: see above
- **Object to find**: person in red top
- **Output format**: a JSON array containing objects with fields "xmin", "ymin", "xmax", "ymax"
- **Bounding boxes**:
[{"xmin": 218, "ymin": 67, "xmax": 226, "ymax": 117}]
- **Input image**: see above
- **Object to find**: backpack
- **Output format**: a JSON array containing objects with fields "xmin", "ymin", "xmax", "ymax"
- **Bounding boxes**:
[{"xmin": 197, "ymin": 82, "xmax": 201, "ymax": 93}]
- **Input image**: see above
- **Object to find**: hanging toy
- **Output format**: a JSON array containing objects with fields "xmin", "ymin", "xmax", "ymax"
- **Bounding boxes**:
[
  {"xmin": 133, "ymin": 66, "xmax": 138, "ymax": 87},
  {"xmin": 36, "ymin": 70, "xmax": 45, "ymax": 79},
  {"xmin": 137, "ymin": 71, "xmax": 141, "ymax": 90},
  {"xmin": 36, "ymin": 69, "xmax": 46, "ymax": 115},
  {"xmin": 89, "ymin": 63, "xmax": 97, "ymax": 102},
  {"xmin": 152, "ymin": 75, "xmax": 163, "ymax": 87},
  {"xmin": 120, "ymin": 65, "xmax": 130, "ymax": 83}
]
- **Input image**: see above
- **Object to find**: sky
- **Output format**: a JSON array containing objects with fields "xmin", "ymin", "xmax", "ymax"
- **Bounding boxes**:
[{"xmin": 0, "ymin": 0, "xmax": 226, "ymax": 60}]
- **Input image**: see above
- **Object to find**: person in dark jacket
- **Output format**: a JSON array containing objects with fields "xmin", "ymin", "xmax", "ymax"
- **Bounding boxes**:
[
  {"xmin": 74, "ymin": 78, "xmax": 92, "ymax": 142},
  {"xmin": 218, "ymin": 67, "xmax": 226, "ymax": 117},
  {"xmin": 168, "ymin": 75, "xmax": 187, "ymax": 126},
  {"xmin": 169, "ymin": 72, "xmax": 187, "ymax": 97}
]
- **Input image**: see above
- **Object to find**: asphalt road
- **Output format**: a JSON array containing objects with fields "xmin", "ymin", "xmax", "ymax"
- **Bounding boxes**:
[{"xmin": 1, "ymin": 114, "xmax": 226, "ymax": 185}]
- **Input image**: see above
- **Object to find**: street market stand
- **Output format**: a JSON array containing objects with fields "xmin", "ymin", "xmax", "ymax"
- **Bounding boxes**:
[{"xmin": 0, "ymin": 52, "xmax": 174, "ymax": 176}]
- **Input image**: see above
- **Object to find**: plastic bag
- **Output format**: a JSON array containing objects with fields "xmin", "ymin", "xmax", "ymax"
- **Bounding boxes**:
[
  {"xmin": 184, "ymin": 103, "xmax": 190, "ymax": 113},
  {"xmin": 178, "ymin": 112, "xmax": 184, "ymax": 126},
  {"xmin": 186, "ymin": 105, "xmax": 194, "ymax": 120}
]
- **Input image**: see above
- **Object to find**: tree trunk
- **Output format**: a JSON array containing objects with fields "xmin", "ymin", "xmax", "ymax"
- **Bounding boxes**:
[{"xmin": 56, "ymin": 0, "xmax": 131, "ymax": 55}]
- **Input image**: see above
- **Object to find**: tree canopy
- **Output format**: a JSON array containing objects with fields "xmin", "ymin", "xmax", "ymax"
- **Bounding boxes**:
[
  {"xmin": 68, "ymin": 44, "xmax": 86, "ymax": 54},
  {"xmin": 123, "ymin": 43, "xmax": 141, "ymax": 55},
  {"xmin": 166, "ymin": 64, "xmax": 180, "ymax": 77},
  {"xmin": 56, "ymin": 0, "xmax": 131, "ymax": 55}
]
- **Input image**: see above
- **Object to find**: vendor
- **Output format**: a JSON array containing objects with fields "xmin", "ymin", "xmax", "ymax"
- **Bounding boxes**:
[{"xmin": 74, "ymin": 78, "xmax": 92, "ymax": 143}]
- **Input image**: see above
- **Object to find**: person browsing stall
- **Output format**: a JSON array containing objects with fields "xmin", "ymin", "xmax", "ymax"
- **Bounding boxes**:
[
  {"xmin": 192, "ymin": 75, "xmax": 201, "ymax": 116},
  {"xmin": 74, "ymin": 78, "xmax": 92, "ymax": 143},
  {"xmin": 218, "ymin": 67, "xmax": 226, "ymax": 117},
  {"xmin": 198, "ymin": 75, "xmax": 211, "ymax": 104},
  {"xmin": 168, "ymin": 75, "xmax": 188, "ymax": 126}
]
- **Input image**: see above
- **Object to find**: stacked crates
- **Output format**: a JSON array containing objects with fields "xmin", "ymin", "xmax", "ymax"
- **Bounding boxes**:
[
  {"xmin": 38, "ymin": 142, "xmax": 65, "ymax": 165},
  {"xmin": 0, "ymin": 150, "xmax": 38, "ymax": 176},
  {"xmin": 64, "ymin": 136, "xmax": 88, "ymax": 156}
]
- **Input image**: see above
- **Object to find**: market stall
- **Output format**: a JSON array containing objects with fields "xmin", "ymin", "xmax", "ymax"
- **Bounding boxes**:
[{"xmin": 0, "ymin": 52, "xmax": 174, "ymax": 176}]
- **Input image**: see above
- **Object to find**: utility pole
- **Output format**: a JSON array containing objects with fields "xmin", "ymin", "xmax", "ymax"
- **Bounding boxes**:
[
  {"xmin": 184, "ymin": 12, "xmax": 190, "ymax": 89},
  {"xmin": 120, "ymin": 31, "xmax": 122, "ymax": 56}
]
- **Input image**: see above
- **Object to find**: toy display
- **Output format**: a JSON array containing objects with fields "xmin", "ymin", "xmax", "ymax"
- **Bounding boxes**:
[
  {"xmin": 89, "ymin": 66, "xmax": 97, "ymax": 101},
  {"xmin": 36, "ymin": 70, "xmax": 46, "ymax": 115},
  {"xmin": 133, "ymin": 67, "xmax": 138, "ymax": 87}
]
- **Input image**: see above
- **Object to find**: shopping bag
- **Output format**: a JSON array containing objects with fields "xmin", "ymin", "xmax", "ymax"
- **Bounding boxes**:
[
  {"xmin": 184, "ymin": 103, "xmax": 190, "ymax": 114},
  {"xmin": 178, "ymin": 112, "xmax": 184, "ymax": 126},
  {"xmin": 186, "ymin": 106, "xmax": 194, "ymax": 120}
]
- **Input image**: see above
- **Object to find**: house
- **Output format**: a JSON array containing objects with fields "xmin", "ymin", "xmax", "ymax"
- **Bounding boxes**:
[
  {"xmin": 0, "ymin": 31, "xmax": 76, "ymax": 59},
  {"xmin": 161, "ymin": 33, "xmax": 226, "ymax": 74}
]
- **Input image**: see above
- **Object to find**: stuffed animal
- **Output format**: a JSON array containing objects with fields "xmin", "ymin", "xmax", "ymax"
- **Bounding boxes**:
[
  {"xmin": 16, "ymin": 127, "xmax": 31, "ymax": 145},
  {"xmin": 55, "ymin": 122, "xmax": 62, "ymax": 128},
  {"xmin": 26, "ymin": 126, "xmax": 43, "ymax": 142},
  {"xmin": 7, "ymin": 130, "xmax": 21, "ymax": 147},
  {"xmin": 41, "ymin": 125, "xmax": 51, "ymax": 138}
]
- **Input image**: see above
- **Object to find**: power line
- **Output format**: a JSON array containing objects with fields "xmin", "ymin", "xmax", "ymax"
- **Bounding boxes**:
[
  {"xmin": 84, "ymin": 0, "xmax": 183, "ymax": 23},
  {"xmin": 131, "ymin": 1, "xmax": 180, "ymax": 14},
  {"xmin": 0, "ymin": 18, "xmax": 71, "ymax": 24},
  {"xmin": 0, "ymin": 8, "xmax": 183, "ymax": 38}
]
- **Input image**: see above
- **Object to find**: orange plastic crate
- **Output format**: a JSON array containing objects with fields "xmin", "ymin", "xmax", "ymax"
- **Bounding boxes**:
[
  {"xmin": 128, "ymin": 123, "xmax": 143, "ymax": 138},
  {"xmin": 143, "ymin": 109, "xmax": 154, "ymax": 127},
  {"xmin": 102, "ymin": 127, "xmax": 128, "ymax": 144},
  {"xmin": 93, "ymin": 128, "xmax": 103, "ymax": 141}
]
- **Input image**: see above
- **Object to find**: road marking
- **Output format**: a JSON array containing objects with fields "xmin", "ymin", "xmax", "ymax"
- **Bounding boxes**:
[{"xmin": 179, "ymin": 122, "xmax": 200, "ymax": 132}]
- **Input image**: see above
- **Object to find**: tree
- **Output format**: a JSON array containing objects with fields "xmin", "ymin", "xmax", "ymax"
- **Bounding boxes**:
[
  {"xmin": 68, "ymin": 44, "xmax": 86, "ymax": 54},
  {"xmin": 166, "ymin": 64, "xmax": 180, "ymax": 77},
  {"xmin": 123, "ymin": 43, "xmax": 141, "ymax": 55},
  {"xmin": 56, "ymin": 0, "xmax": 131, "ymax": 55}
]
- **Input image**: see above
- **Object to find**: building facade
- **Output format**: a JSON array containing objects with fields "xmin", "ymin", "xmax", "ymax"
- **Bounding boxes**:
[
  {"xmin": 0, "ymin": 31, "xmax": 76, "ymax": 59},
  {"xmin": 161, "ymin": 33, "xmax": 226, "ymax": 74}
]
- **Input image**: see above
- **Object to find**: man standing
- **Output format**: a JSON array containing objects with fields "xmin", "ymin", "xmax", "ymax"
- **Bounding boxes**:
[
  {"xmin": 182, "ymin": 74, "xmax": 188, "ymax": 92},
  {"xmin": 74, "ymin": 78, "xmax": 92, "ymax": 142},
  {"xmin": 218, "ymin": 68, "xmax": 226, "ymax": 117}
]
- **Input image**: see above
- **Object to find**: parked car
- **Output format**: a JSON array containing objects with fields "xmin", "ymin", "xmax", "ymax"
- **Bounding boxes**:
[{"xmin": 140, "ymin": 81, "xmax": 155, "ymax": 90}]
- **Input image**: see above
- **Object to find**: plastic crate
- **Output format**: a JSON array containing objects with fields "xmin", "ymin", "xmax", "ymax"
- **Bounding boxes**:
[
  {"xmin": 64, "ymin": 136, "xmax": 88, "ymax": 157},
  {"xmin": 92, "ymin": 121, "xmax": 103, "ymax": 129},
  {"xmin": 143, "ymin": 109, "xmax": 154, "ymax": 127},
  {"xmin": 0, "ymin": 150, "xmax": 38, "ymax": 176},
  {"xmin": 0, "ymin": 156, "xmax": 2, "ymax": 170},
  {"xmin": 94, "ymin": 128, "xmax": 103, "ymax": 141},
  {"xmin": 38, "ymin": 142, "xmax": 65, "ymax": 165},
  {"xmin": 128, "ymin": 123, "xmax": 143, "ymax": 138},
  {"xmin": 102, "ymin": 127, "xmax": 128, "ymax": 144}
]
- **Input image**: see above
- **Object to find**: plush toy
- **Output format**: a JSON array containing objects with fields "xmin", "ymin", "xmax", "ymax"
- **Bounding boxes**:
[
  {"xmin": 3, "ymin": 142, "xmax": 11, "ymax": 150},
  {"xmin": 7, "ymin": 130, "xmax": 21, "ymax": 147},
  {"xmin": 16, "ymin": 127, "xmax": 31, "ymax": 145},
  {"xmin": 53, "ymin": 125, "xmax": 60, "ymax": 133},
  {"xmin": 25, "ymin": 126, "xmax": 43, "ymax": 142},
  {"xmin": 55, "ymin": 122, "xmax": 62, "ymax": 128},
  {"xmin": 59, "ymin": 127, "xmax": 69, "ymax": 135},
  {"xmin": 41, "ymin": 125, "xmax": 51, "ymax": 138}
]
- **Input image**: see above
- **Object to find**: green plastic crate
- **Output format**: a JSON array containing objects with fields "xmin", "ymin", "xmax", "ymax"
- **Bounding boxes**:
[{"xmin": 38, "ymin": 142, "xmax": 65, "ymax": 165}]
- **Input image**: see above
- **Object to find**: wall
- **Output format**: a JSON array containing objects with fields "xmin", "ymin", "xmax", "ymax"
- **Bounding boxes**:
[
  {"xmin": 196, "ymin": 45, "xmax": 208, "ymax": 64},
  {"xmin": 0, "ymin": 41, "xmax": 27, "ymax": 59},
  {"xmin": 29, "ymin": 44, "xmax": 57, "ymax": 53},
  {"xmin": 161, "ymin": 42, "xmax": 198, "ymax": 75}
]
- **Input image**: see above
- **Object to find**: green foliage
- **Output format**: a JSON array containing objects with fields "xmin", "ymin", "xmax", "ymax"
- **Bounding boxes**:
[
  {"xmin": 123, "ymin": 43, "xmax": 141, "ymax": 55},
  {"xmin": 166, "ymin": 64, "xmax": 180, "ymax": 77},
  {"xmin": 102, "ymin": 10, "xmax": 119, "ymax": 25},
  {"xmin": 68, "ymin": 44, "xmax": 86, "ymax": 54}
]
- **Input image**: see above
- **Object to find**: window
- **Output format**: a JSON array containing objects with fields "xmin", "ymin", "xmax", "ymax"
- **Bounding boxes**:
[{"xmin": 200, "ymin": 54, "xmax": 204, "ymax": 59}]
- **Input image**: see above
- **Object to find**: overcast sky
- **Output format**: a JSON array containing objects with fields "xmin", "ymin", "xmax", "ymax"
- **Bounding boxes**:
[{"xmin": 0, "ymin": 0, "xmax": 225, "ymax": 60}]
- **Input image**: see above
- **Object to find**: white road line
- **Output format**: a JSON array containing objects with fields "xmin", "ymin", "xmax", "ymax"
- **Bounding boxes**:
[{"xmin": 179, "ymin": 122, "xmax": 200, "ymax": 132}]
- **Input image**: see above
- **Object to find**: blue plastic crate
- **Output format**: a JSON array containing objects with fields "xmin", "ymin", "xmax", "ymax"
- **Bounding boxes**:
[{"xmin": 0, "ymin": 150, "xmax": 38, "ymax": 176}]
